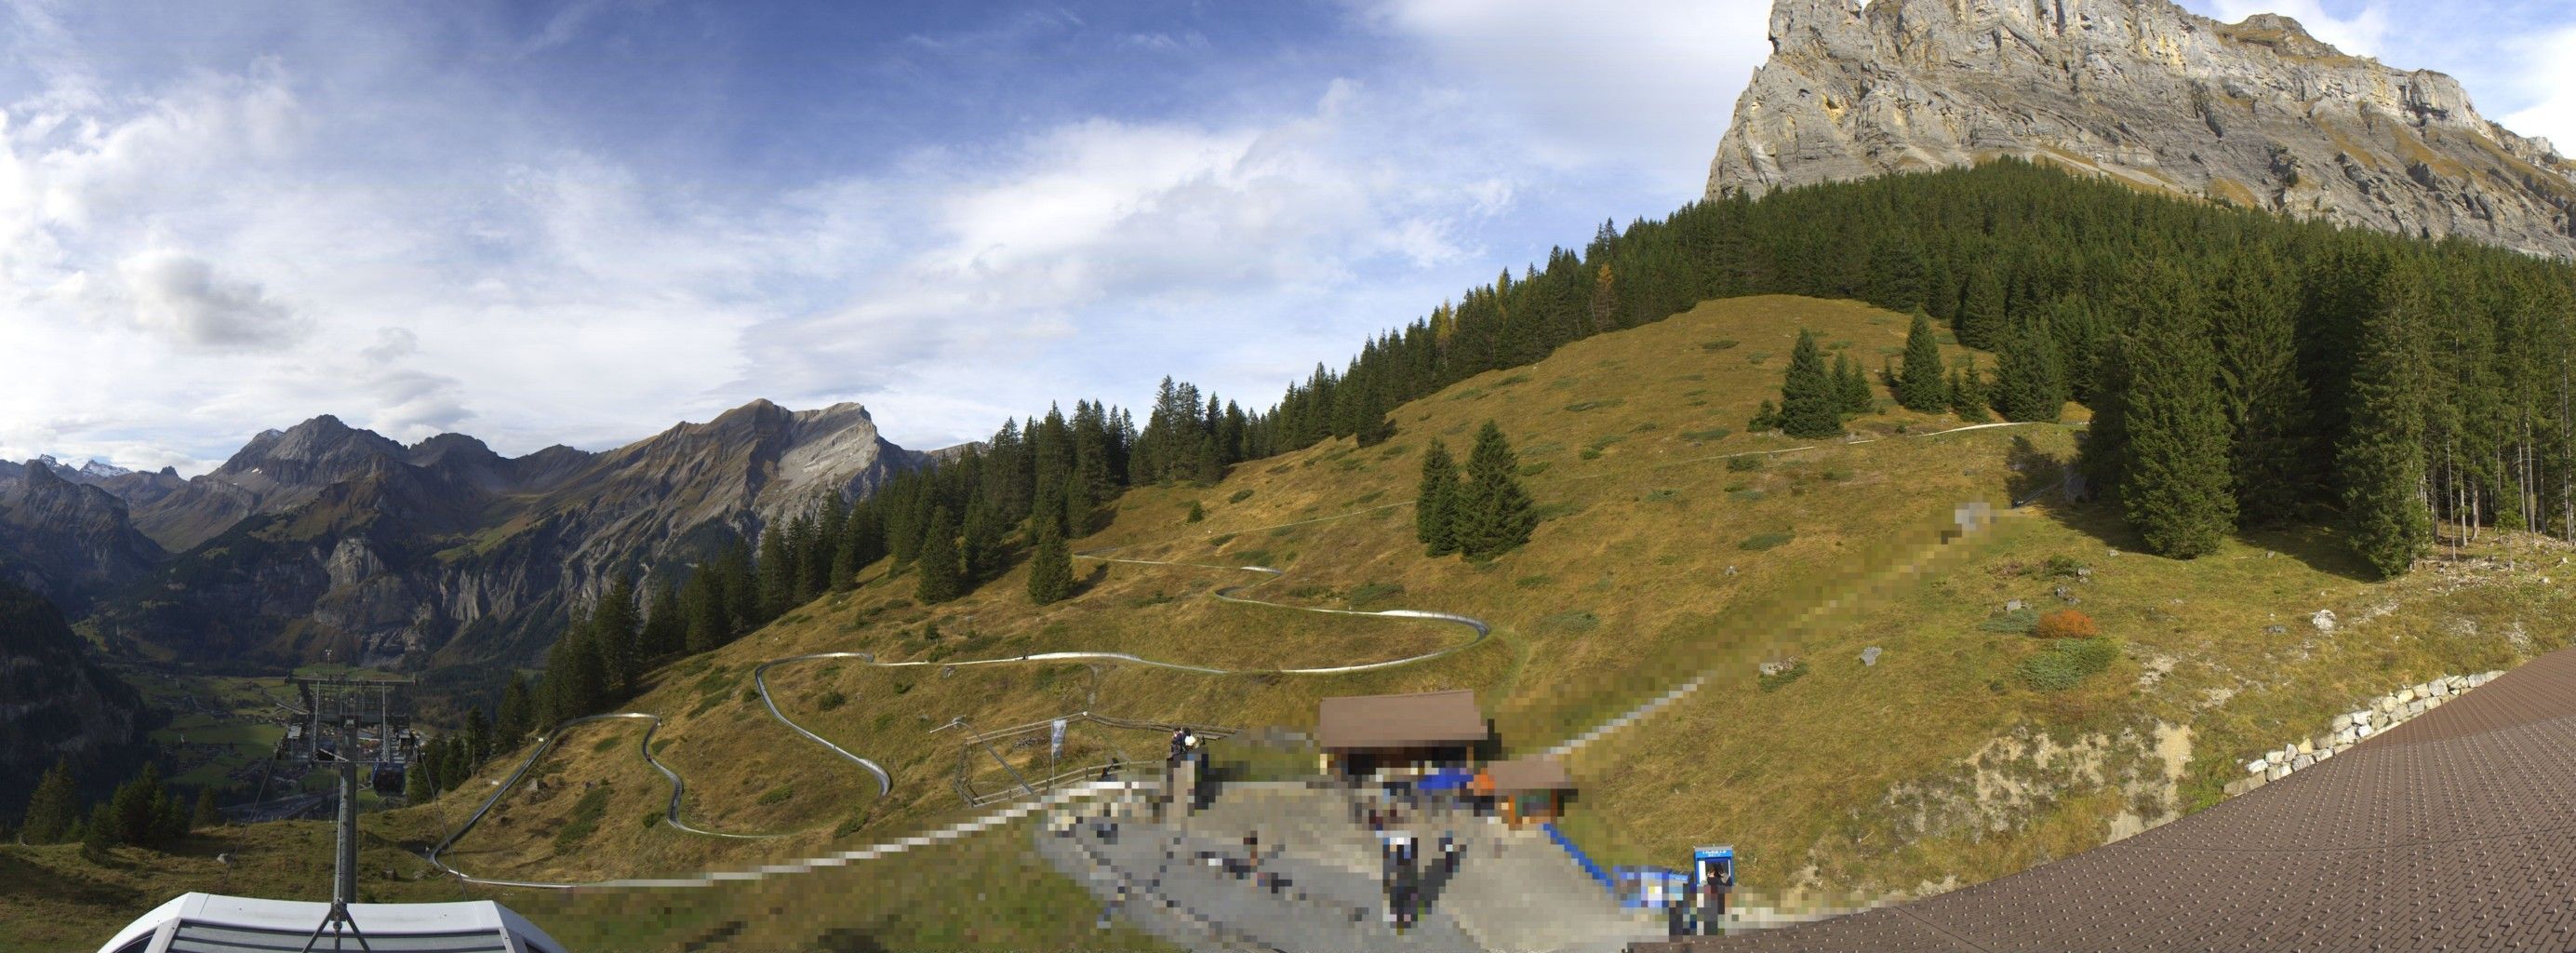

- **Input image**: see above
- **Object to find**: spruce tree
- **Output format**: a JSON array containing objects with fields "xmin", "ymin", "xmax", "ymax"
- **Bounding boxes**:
[
  {"xmin": 2211, "ymin": 249, "xmax": 2310, "ymax": 525},
  {"xmin": 498, "ymin": 672, "xmax": 535, "ymax": 744},
  {"xmin": 1749, "ymin": 399, "xmax": 1781, "ymax": 433},
  {"xmin": 1416, "ymin": 439, "xmax": 1462, "ymax": 556},
  {"xmin": 1993, "ymin": 319, "xmax": 2066, "ymax": 423},
  {"xmin": 191, "ymin": 788, "xmax": 220, "ymax": 830},
  {"xmin": 1833, "ymin": 353, "xmax": 1873, "ymax": 415},
  {"xmin": 20, "ymin": 758, "xmax": 77, "ymax": 843},
  {"xmin": 465, "ymin": 708, "xmax": 492, "ymax": 764},
  {"xmin": 1949, "ymin": 361, "xmax": 1993, "ymax": 423},
  {"xmin": 960, "ymin": 500, "xmax": 1003, "ymax": 582},
  {"xmin": 593, "ymin": 576, "xmax": 640, "ymax": 698},
  {"xmin": 1958, "ymin": 267, "xmax": 2007, "ymax": 350},
  {"xmin": 1452, "ymin": 422, "xmax": 1537, "ymax": 558},
  {"xmin": 1899, "ymin": 310, "xmax": 1949, "ymax": 411},
  {"xmin": 2341, "ymin": 283, "xmax": 2434, "ymax": 578},
  {"xmin": 914, "ymin": 507, "xmax": 966, "ymax": 604},
  {"xmin": 405, "ymin": 759, "xmax": 433, "ymax": 803},
  {"xmin": 641, "ymin": 579, "xmax": 684, "ymax": 660},
  {"xmin": 1025, "ymin": 521, "xmax": 1074, "ymax": 606},
  {"xmin": 1778, "ymin": 329, "xmax": 1843, "ymax": 438},
  {"xmin": 82, "ymin": 802, "xmax": 114, "ymax": 855},
  {"xmin": 1868, "ymin": 234, "xmax": 1928, "ymax": 313},
  {"xmin": 2117, "ymin": 300, "xmax": 2236, "ymax": 558}
]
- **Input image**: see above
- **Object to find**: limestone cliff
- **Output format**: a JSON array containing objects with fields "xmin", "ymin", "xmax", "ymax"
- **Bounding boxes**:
[{"xmin": 1709, "ymin": 0, "xmax": 2576, "ymax": 258}]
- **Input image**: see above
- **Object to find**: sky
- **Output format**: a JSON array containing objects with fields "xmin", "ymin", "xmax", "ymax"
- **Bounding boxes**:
[{"xmin": 3, "ymin": 0, "xmax": 2573, "ymax": 476}]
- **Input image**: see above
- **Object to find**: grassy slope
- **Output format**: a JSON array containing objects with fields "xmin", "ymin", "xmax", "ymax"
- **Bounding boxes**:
[{"xmin": 14, "ymin": 294, "xmax": 2570, "ymax": 946}]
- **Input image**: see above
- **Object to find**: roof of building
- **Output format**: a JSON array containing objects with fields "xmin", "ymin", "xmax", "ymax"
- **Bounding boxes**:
[
  {"xmin": 1636, "ymin": 650, "xmax": 2576, "ymax": 952},
  {"xmin": 1315, "ymin": 689, "xmax": 1487, "ymax": 750},
  {"xmin": 1482, "ymin": 757, "xmax": 1575, "ymax": 792},
  {"xmin": 95, "ymin": 893, "xmax": 565, "ymax": 953}
]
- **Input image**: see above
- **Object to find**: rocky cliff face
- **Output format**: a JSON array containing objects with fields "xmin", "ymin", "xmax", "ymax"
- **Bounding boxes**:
[
  {"xmin": 0, "ymin": 583, "xmax": 151, "ymax": 815},
  {"xmin": 1709, "ymin": 0, "xmax": 2576, "ymax": 259},
  {"xmin": 0, "ymin": 462, "xmax": 167, "ymax": 612},
  {"xmin": 77, "ymin": 399, "xmax": 924, "ymax": 671}
]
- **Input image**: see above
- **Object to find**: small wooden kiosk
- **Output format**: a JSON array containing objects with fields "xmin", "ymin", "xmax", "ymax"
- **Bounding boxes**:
[{"xmin": 1475, "ymin": 756, "xmax": 1576, "ymax": 826}]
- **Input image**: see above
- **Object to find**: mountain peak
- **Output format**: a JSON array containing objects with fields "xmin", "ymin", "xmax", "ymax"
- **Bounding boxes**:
[{"xmin": 1712, "ymin": 0, "xmax": 2576, "ymax": 258}]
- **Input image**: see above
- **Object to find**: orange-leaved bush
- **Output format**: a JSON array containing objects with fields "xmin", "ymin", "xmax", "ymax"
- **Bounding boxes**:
[{"xmin": 2033, "ymin": 609, "xmax": 2098, "ymax": 639}]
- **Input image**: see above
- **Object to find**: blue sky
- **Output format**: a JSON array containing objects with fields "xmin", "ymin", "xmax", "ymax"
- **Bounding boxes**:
[{"xmin": 4, "ymin": 0, "xmax": 2572, "ymax": 474}]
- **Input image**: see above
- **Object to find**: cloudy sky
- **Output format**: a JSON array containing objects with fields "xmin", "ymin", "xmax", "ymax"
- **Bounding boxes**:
[{"xmin": 4, "ymin": 0, "xmax": 2572, "ymax": 475}]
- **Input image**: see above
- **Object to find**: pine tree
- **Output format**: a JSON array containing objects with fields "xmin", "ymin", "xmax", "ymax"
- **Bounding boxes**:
[
  {"xmin": 190, "ymin": 788, "xmax": 220, "ymax": 831},
  {"xmin": 1778, "ymin": 329, "xmax": 1844, "ymax": 438},
  {"xmin": 1749, "ymin": 399, "xmax": 1781, "ymax": 432},
  {"xmin": 1416, "ymin": 438, "xmax": 1462, "ymax": 556},
  {"xmin": 1949, "ymin": 360, "xmax": 1993, "ymax": 423},
  {"xmin": 2117, "ymin": 298, "xmax": 2236, "ymax": 558},
  {"xmin": 1958, "ymin": 267, "xmax": 2007, "ymax": 350},
  {"xmin": 2342, "ymin": 279, "xmax": 2434, "ymax": 578},
  {"xmin": 641, "ymin": 579, "xmax": 684, "ymax": 661},
  {"xmin": 914, "ymin": 507, "xmax": 966, "ymax": 604},
  {"xmin": 405, "ymin": 758, "xmax": 433, "ymax": 803},
  {"xmin": 1452, "ymin": 422, "xmax": 1537, "ymax": 558},
  {"xmin": 1587, "ymin": 263, "xmax": 1621, "ymax": 334},
  {"xmin": 498, "ymin": 672, "xmax": 535, "ymax": 744},
  {"xmin": 82, "ymin": 802, "xmax": 114, "ymax": 855},
  {"xmin": 2211, "ymin": 249, "xmax": 2310, "ymax": 525},
  {"xmin": 593, "ymin": 576, "xmax": 640, "ymax": 698},
  {"xmin": 1833, "ymin": 353, "xmax": 1874, "ymax": 415},
  {"xmin": 1868, "ymin": 234, "xmax": 1928, "ymax": 313},
  {"xmin": 1993, "ymin": 319, "xmax": 2066, "ymax": 423},
  {"xmin": 20, "ymin": 758, "xmax": 77, "ymax": 843},
  {"xmin": 1898, "ymin": 310, "xmax": 1949, "ymax": 411},
  {"xmin": 755, "ymin": 528, "xmax": 795, "ymax": 622},
  {"xmin": 465, "ymin": 708, "xmax": 492, "ymax": 765},
  {"xmin": 108, "ymin": 763, "xmax": 167, "ymax": 849},
  {"xmin": 1025, "ymin": 521, "xmax": 1074, "ymax": 606}
]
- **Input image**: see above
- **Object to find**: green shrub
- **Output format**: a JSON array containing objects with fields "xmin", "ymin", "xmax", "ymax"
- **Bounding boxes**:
[
  {"xmin": 1738, "ymin": 531, "xmax": 1795, "ymax": 551},
  {"xmin": 1681, "ymin": 428, "xmax": 1732, "ymax": 442},
  {"xmin": 1642, "ymin": 489, "xmax": 1681, "ymax": 503},
  {"xmin": 640, "ymin": 810, "xmax": 663, "ymax": 829},
  {"xmin": 592, "ymin": 734, "xmax": 621, "ymax": 754},
  {"xmin": 756, "ymin": 785, "xmax": 794, "ymax": 806},
  {"xmin": 1186, "ymin": 502, "xmax": 1205, "ymax": 523},
  {"xmin": 1349, "ymin": 490, "xmax": 1385, "ymax": 506},
  {"xmin": 1208, "ymin": 533, "xmax": 1236, "ymax": 548},
  {"xmin": 1347, "ymin": 583, "xmax": 1406, "ymax": 608},
  {"xmin": 1579, "ymin": 449, "xmax": 1603, "ymax": 461},
  {"xmin": 833, "ymin": 810, "xmax": 872, "ymax": 839},
  {"xmin": 1532, "ymin": 502, "xmax": 1584, "ymax": 521},
  {"xmin": 552, "ymin": 787, "xmax": 612, "ymax": 852},
  {"xmin": 1513, "ymin": 575, "xmax": 1555, "ymax": 590},
  {"xmin": 1229, "ymin": 489, "xmax": 1255, "ymax": 503},
  {"xmin": 1518, "ymin": 462, "xmax": 1553, "ymax": 477},
  {"xmin": 1727, "ymin": 455, "xmax": 1764, "ymax": 473},
  {"xmin": 1537, "ymin": 611, "xmax": 1600, "ymax": 633},
  {"xmin": 1757, "ymin": 661, "xmax": 1809, "ymax": 692},
  {"xmin": 1728, "ymin": 490, "xmax": 1767, "ymax": 503},
  {"xmin": 2016, "ymin": 638, "xmax": 2119, "ymax": 691},
  {"xmin": 1564, "ymin": 398, "xmax": 1625, "ymax": 412},
  {"xmin": 816, "ymin": 689, "xmax": 848, "ymax": 712},
  {"xmin": 1980, "ymin": 609, "xmax": 2041, "ymax": 634},
  {"xmin": 1700, "ymin": 340, "xmax": 1741, "ymax": 351},
  {"xmin": 1450, "ymin": 387, "xmax": 1488, "ymax": 401},
  {"xmin": 1497, "ymin": 373, "xmax": 1532, "ymax": 386}
]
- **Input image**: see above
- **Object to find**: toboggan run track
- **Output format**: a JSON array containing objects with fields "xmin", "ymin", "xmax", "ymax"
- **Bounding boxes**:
[{"xmin": 422, "ymin": 422, "xmax": 2064, "ymax": 889}]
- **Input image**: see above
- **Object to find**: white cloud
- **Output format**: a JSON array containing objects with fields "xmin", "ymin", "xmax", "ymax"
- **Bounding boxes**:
[
  {"xmin": 1353, "ymin": 0, "xmax": 1773, "ymax": 196},
  {"xmin": 2496, "ymin": 24, "xmax": 2576, "ymax": 152},
  {"xmin": 113, "ymin": 249, "xmax": 307, "ymax": 351}
]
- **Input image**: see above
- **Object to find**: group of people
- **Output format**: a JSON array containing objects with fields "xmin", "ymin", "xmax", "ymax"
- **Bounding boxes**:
[{"xmin": 1380, "ymin": 831, "xmax": 1466, "ymax": 931}]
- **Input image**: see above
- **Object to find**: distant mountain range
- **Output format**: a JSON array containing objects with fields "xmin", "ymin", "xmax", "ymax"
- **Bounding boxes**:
[
  {"xmin": 0, "ymin": 400, "xmax": 927, "ymax": 677},
  {"xmin": 1712, "ymin": 0, "xmax": 2576, "ymax": 259}
]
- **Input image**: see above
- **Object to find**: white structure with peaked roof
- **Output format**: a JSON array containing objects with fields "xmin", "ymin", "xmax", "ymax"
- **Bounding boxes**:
[{"xmin": 94, "ymin": 893, "xmax": 566, "ymax": 953}]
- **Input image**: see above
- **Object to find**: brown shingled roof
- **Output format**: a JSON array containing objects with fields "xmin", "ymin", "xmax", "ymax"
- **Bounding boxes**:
[
  {"xmin": 1316, "ymin": 690, "xmax": 1487, "ymax": 750},
  {"xmin": 1483, "ymin": 757, "xmax": 1574, "ymax": 792}
]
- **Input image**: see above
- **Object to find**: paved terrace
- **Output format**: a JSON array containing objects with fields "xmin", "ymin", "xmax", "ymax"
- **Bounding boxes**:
[{"xmin": 1643, "ymin": 646, "xmax": 2576, "ymax": 952}]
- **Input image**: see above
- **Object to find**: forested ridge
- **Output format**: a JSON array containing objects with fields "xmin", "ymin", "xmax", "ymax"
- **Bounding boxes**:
[{"xmin": 465, "ymin": 159, "xmax": 2576, "ymax": 767}]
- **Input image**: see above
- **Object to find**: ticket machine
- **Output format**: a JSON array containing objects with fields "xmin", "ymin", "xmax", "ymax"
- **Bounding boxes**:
[{"xmin": 1691, "ymin": 845, "xmax": 1736, "ymax": 935}]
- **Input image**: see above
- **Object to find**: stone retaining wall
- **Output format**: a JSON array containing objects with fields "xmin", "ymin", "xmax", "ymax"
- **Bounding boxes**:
[{"xmin": 2222, "ymin": 670, "xmax": 2503, "ymax": 798}]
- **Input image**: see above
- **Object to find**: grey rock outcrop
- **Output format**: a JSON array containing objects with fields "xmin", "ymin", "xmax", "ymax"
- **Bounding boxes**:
[
  {"xmin": 0, "ymin": 461, "xmax": 167, "ymax": 612},
  {"xmin": 1710, "ymin": 0, "xmax": 2576, "ymax": 259}
]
